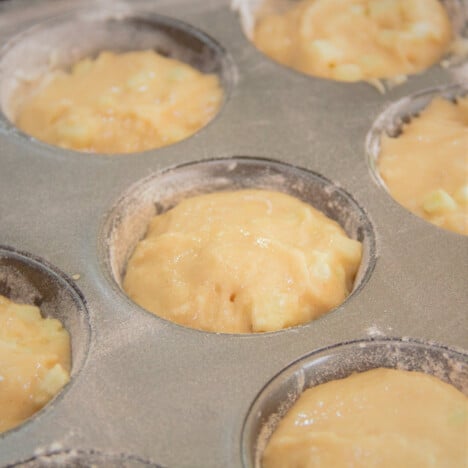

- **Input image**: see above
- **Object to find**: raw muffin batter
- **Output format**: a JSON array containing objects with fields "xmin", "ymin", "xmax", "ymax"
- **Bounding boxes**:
[
  {"xmin": 262, "ymin": 368, "xmax": 468, "ymax": 468},
  {"xmin": 123, "ymin": 189, "xmax": 362, "ymax": 333},
  {"xmin": 253, "ymin": 0, "xmax": 452, "ymax": 82},
  {"xmin": 0, "ymin": 295, "xmax": 70, "ymax": 433},
  {"xmin": 378, "ymin": 96, "xmax": 468, "ymax": 235},
  {"xmin": 15, "ymin": 50, "xmax": 223, "ymax": 153}
]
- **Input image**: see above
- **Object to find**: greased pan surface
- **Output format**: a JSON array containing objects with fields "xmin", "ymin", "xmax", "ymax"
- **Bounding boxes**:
[{"xmin": 0, "ymin": 0, "xmax": 467, "ymax": 467}]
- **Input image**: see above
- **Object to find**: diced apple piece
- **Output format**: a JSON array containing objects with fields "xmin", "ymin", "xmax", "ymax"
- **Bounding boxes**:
[
  {"xmin": 408, "ymin": 22, "xmax": 441, "ymax": 40},
  {"xmin": 168, "ymin": 67, "xmax": 190, "ymax": 81},
  {"xmin": 57, "ymin": 121, "xmax": 90, "ymax": 146},
  {"xmin": 454, "ymin": 185, "xmax": 468, "ymax": 204},
  {"xmin": 127, "ymin": 71, "xmax": 154, "ymax": 90},
  {"xmin": 333, "ymin": 64, "xmax": 363, "ymax": 82},
  {"xmin": 35, "ymin": 364, "xmax": 70, "ymax": 405},
  {"xmin": 311, "ymin": 40, "xmax": 343, "ymax": 64},
  {"xmin": 251, "ymin": 292, "xmax": 296, "ymax": 332},
  {"xmin": 423, "ymin": 189, "xmax": 457, "ymax": 214}
]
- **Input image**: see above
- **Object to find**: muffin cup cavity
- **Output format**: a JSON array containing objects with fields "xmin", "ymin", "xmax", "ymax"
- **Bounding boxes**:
[
  {"xmin": 0, "ymin": 246, "xmax": 90, "ymax": 434},
  {"xmin": 236, "ymin": 0, "xmax": 467, "ymax": 44},
  {"xmin": 234, "ymin": 0, "xmax": 468, "ymax": 82},
  {"xmin": 366, "ymin": 84, "xmax": 468, "ymax": 193},
  {"xmin": 241, "ymin": 338, "xmax": 468, "ymax": 468},
  {"xmin": 0, "ymin": 8, "xmax": 234, "ymax": 149},
  {"xmin": 101, "ymin": 157, "xmax": 376, "ymax": 323}
]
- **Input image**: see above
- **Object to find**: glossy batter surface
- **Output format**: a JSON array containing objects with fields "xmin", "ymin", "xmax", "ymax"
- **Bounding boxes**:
[
  {"xmin": 123, "ymin": 190, "xmax": 362, "ymax": 333},
  {"xmin": 253, "ymin": 0, "xmax": 452, "ymax": 82},
  {"xmin": 15, "ymin": 51, "xmax": 223, "ymax": 153},
  {"xmin": 378, "ymin": 96, "xmax": 468, "ymax": 235},
  {"xmin": 263, "ymin": 368, "xmax": 468, "ymax": 468},
  {"xmin": 0, "ymin": 295, "xmax": 70, "ymax": 433}
]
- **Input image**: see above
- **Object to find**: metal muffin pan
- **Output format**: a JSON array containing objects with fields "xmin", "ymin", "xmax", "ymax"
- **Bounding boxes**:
[{"xmin": 0, "ymin": 0, "xmax": 466, "ymax": 467}]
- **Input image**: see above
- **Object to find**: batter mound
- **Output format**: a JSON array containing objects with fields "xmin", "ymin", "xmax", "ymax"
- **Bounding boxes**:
[
  {"xmin": 123, "ymin": 189, "xmax": 362, "ymax": 333},
  {"xmin": 0, "ymin": 295, "xmax": 70, "ymax": 433},
  {"xmin": 378, "ymin": 96, "xmax": 468, "ymax": 235},
  {"xmin": 15, "ymin": 50, "xmax": 223, "ymax": 153},
  {"xmin": 253, "ymin": 0, "xmax": 452, "ymax": 82},
  {"xmin": 262, "ymin": 368, "xmax": 468, "ymax": 468}
]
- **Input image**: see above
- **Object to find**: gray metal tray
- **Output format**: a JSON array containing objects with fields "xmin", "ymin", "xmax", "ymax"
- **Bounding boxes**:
[{"xmin": 0, "ymin": 1, "xmax": 466, "ymax": 467}]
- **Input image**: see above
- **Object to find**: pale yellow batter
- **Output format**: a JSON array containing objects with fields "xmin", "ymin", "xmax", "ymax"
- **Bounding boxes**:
[
  {"xmin": 378, "ymin": 96, "xmax": 468, "ymax": 235},
  {"xmin": 253, "ymin": 0, "xmax": 452, "ymax": 82},
  {"xmin": 0, "ymin": 295, "xmax": 70, "ymax": 433},
  {"xmin": 262, "ymin": 368, "xmax": 468, "ymax": 468},
  {"xmin": 15, "ymin": 50, "xmax": 223, "ymax": 153},
  {"xmin": 123, "ymin": 190, "xmax": 362, "ymax": 333}
]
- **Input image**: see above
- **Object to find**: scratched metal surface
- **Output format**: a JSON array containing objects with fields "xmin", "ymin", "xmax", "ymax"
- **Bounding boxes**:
[{"xmin": 0, "ymin": 0, "xmax": 467, "ymax": 467}]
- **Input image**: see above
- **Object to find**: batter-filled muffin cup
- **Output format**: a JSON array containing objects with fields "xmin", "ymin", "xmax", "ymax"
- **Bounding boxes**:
[
  {"xmin": 0, "ymin": 247, "xmax": 89, "ymax": 434},
  {"xmin": 242, "ymin": 338, "xmax": 468, "ymax": 468},
  {"xmin": 367, "ymin": 85, "xmax": 468, "ymax": 235},
  {"xmin": 102, "ymin": 157, "xmax": 376, "ymax": 334},
  {"xmin": 235, "ymin": 0, "xmax": 468, "ymax": 87},
  {"xmin": 0, "ymin": 9, "xmax": 233, "ymax": 154}
]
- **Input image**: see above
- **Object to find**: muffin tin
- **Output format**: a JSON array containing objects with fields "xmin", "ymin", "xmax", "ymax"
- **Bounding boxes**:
[{"xmin": 0, "ymin": 0, "xmax": 466, "ymax": 467}]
